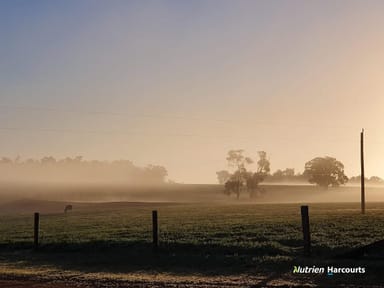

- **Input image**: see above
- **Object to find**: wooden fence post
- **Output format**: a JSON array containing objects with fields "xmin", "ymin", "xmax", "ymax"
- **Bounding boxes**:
[
  {"xmin": 300, "ymin": 206, "xmax": 311, "ymax": 256},
  {"xmin": 34, "ymin": 212, "xmax": 39, "ymax": 250},
  {"xmin": 152, "ymin": 210, "xmax": 158, "ymax": 252}
]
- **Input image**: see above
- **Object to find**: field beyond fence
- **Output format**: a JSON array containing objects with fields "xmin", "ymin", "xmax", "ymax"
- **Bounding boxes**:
[{"xmin": 1, "ymin": 200, "xmax": 384, "ymax": 287}]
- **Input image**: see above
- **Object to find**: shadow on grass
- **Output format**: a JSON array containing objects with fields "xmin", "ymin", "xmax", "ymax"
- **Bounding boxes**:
[
  {"xmin": 0, "ymin": 240, "xmax": 294, "ymax": 276},
  {"xmin": 1, "ymin": 242, "xmax": 384, "ymax": 288},
  {"xmin": 2, "ymin": 240, "xmax": 384, "ymax": 287}
]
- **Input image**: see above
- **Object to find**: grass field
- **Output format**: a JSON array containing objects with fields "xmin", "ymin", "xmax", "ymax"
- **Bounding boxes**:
[{"xmin": 1, "ymin": 194, "xmax": 384, "ymax": 287}]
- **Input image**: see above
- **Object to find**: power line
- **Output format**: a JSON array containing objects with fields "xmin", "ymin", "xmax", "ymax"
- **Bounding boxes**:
[
  {"xmin": 1, "ymin": 126, "xmax": 384, "ymax": 146},
  {"xmin": 0, "ymin": 105, "xmax": 382, "ymax": 143},
  {"xmin": 0, "ymin": 104, "xmax": 232, "ymax": 124},
  {"xmin": 1, "ymin": 103, "xmax": 362, "ymax": 129},
  {"xmin": 1, "ymin": 104, "xmax": 379, "ymax": 134},
  {"xmin": 0, "ymin": 126, "xmax": 238, "ymax": 138}
]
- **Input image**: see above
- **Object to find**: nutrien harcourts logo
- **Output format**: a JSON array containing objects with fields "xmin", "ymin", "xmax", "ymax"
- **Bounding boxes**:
[{"xmin": 293, "ymin": 266, "xmax": 366, "ymax": 276}]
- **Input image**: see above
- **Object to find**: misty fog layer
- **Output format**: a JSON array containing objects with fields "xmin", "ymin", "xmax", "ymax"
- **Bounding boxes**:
[
  {"xmin": 0, "ymin": 157, "xmax": 167, "ymax": 184},
  {"xmin": 0, "ymin": 156, "xmax": 382, "ymax": 207},
  {"xmin": 0, "ymin": 182, "xmax": 383, "ymax": 213}
]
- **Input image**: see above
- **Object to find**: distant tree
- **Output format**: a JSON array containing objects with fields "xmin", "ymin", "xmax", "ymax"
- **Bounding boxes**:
[
  {"xmin": 256, "ymin": 151, "xmax": 270, "ymax": 174},
  {"xmin": 0, "ymin": 155, "xmax": 169, "ymax": 184},
  {"xmin": 269, "ymin": 168, "xmax": 298, "ymax": 182},
  {"xmin": 167, "ymin": 179, "xmax": 177, "ymax": 184},
  {"xmin": 144, "ymin": 165, "xmax": 168, "ymax": 183},
  {"xmin": 25, "ymin": 158, "xmax": 37, "ymax": 164},
  {"xmin": 216, "ymin": 170, "xmax": 231, "ymax": 184},
  {"xmin": 41, "ymin": 156, "xmax": 56, "ymax": 165},
  {"xmin": 283, "ymin": 168, "xmax": 295, "ymax": 177},
  {"xmin": 272, "ymin": 169, "xmax": 284, "ymax": 178},
  {"xmin": 226, "ymin": 150, "xmax": 253, "ymax": 171},
  {"xmin": 245, "ymin": 172, "xmax": 265, "ymax": 197},
  {"xmin": 224, "ymin": 178, "xmax": 240, "ymax": 196},
  {"xmin": 225, "ymin": 150, "xmax": 253, "ymax": 199},
  {"xmin": 349, "ymin": 175, "xmax": 369, "ymax": 183},
  {"xmin": 304, "ymin": 156, "xmax": 348, "ymax": 188},
  {"xmin": 369, "ymin": 176, "xmax": 384, "ymax": 184},
  {"xmin": 60, "ymin": 156, "xmax": 83, "ymax": 164},
  {"xmin": 294, "ymin": 172, "xmax": 309, "ymax": 182},
  {"xmin": 221, "ymin": 150, "xmax": 270, "ymax": 199},
  {"xmin": 0, "ymin": 157, "xmax": 12, "ymax": 164},
  {"xmin": 246, "ymin": 151, "xmax": 270, "ymax": 198}
]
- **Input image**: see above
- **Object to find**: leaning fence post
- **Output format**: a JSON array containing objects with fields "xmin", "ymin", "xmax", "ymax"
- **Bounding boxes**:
[
  {"xmin": 34, "ymin": 212, "xmax": 40, "ymax": 250},
  {"xmin": 300, "ymin": 205, "xmax": 311, "ymax": 256},
  {"xmin": 152, "ymin": 210, "xmax": 158, "ymax": 252}
]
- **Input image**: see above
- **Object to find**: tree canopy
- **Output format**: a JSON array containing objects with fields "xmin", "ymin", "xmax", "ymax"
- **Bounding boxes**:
[
  {"xmin": 304, "ymin": 156, "xmax": 348, "ymax": 188},
  {"xmin": 218, "ymin": 149, "xmax": 270, "ymax": 199}
]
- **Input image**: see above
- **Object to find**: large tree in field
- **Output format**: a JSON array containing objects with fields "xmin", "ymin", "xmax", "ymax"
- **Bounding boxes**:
[
  {"xmin": 226, "ymin": 149, "xmax": 254, "ymax": 171},
  {"xmin": 246, "ymin": 151, "xmax": 270, "ymax": 198},
  {"xmin": 225, "ymin": 149, "xmax": 253, "ymax": 199},
  {"xmin": 304, "ymin": 156, "xmax": 348, "ymax": 188},
  {"xmin": 219, "ymin": 150, "xmax": 270, "ymax": 199}
]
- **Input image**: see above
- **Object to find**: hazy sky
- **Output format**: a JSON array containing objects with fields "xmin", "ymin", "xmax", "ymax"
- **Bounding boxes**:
[{"xmin": 1, "ymin": 0, "xmax": 384, "ymax": 183}]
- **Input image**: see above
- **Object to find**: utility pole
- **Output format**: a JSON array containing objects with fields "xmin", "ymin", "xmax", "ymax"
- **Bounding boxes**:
[{"xmin": 361, "ymin": 129, "xmax": 365, "ymax": 214}]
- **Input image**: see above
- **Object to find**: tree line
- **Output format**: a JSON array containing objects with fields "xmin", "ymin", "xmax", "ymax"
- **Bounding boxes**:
[
  {"xmin": 0, "ymin": 156, "xmax": 167, "ymax": 184},
  {"xmin": 216, "ymin": 149, "xmax": 383, "ymax": 199}
]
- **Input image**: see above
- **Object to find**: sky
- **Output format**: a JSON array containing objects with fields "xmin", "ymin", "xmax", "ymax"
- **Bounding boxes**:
[{"xmin": 1, "ymin": 0, "xmax": 384, "ymax": 183}]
